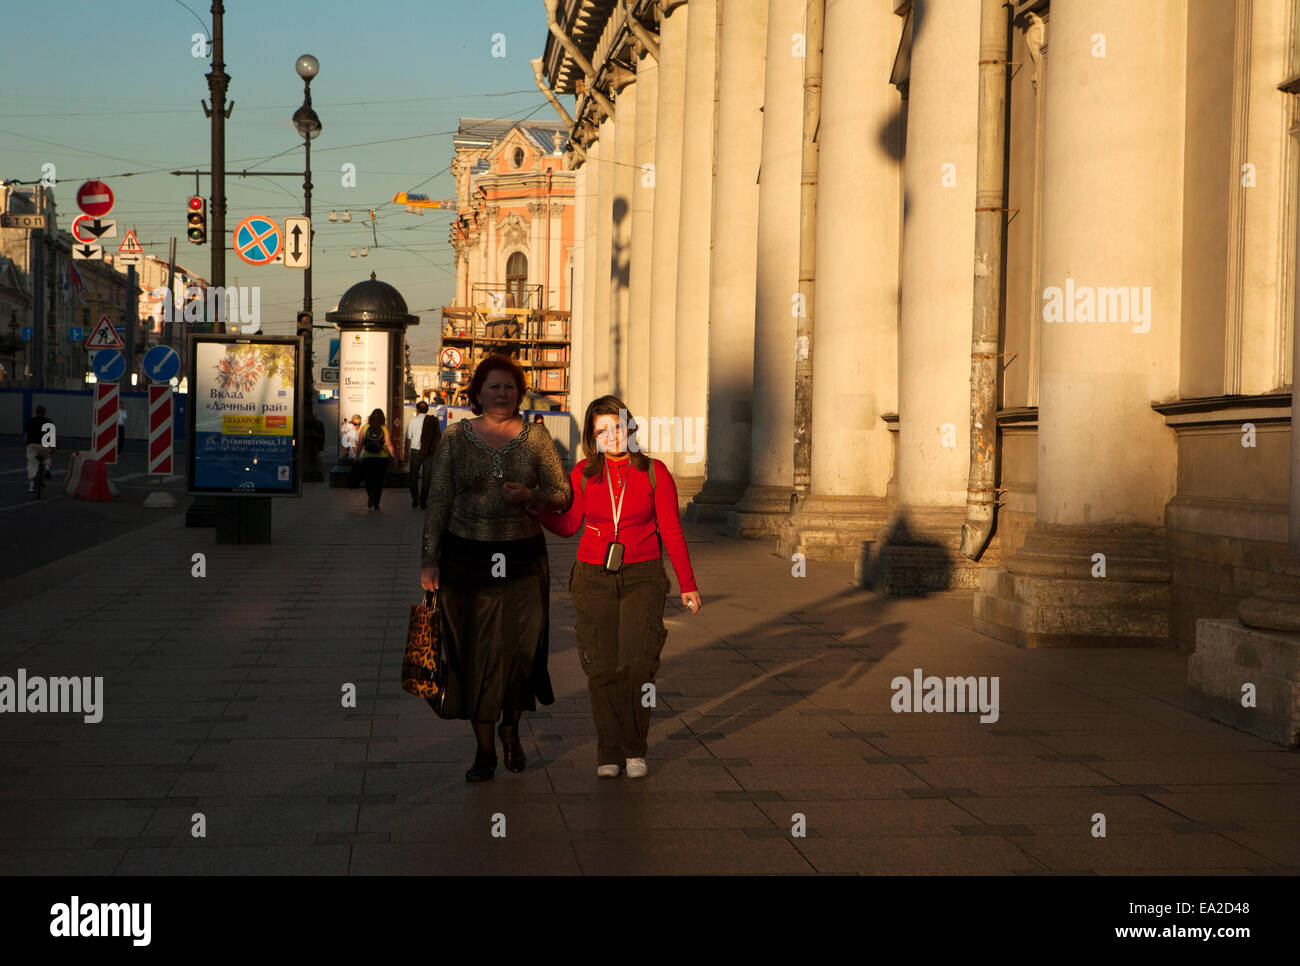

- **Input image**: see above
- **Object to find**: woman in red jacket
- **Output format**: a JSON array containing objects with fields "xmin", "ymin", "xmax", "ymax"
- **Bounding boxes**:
[{"xmin": 530, "ymin": 395, "xmax": 702, "ymax": 779}]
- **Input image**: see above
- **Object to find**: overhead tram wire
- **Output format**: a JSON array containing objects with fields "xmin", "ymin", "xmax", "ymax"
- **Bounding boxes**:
[
  {"xmin": 3, "ymin": 99, "xmax": 551, "ymax": 205},
  {"xmin": 0, "ymin": 90, "xmax": 539, "ymax": 120}
]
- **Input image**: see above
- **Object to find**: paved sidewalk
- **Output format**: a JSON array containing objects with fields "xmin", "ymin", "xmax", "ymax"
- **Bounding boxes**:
[{"xmin": 1, "ymin": 482, "xmax": 1297, "ymax": 875}]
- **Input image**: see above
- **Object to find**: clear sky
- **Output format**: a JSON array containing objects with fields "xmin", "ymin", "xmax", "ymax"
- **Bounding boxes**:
[{"xmin": 0, "ymin": 0, "xmax": 563, "ymax": 361}]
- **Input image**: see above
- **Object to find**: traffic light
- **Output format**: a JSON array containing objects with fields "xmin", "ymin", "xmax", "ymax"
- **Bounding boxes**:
[{"xmin": 186, "ymin": 196, "xmax": 207, "ymax": 245}]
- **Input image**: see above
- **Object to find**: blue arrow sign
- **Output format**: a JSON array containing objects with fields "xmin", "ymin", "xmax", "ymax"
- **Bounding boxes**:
[
  {"xmin": 69, "ymin": 326, "xmax": 83, "ymax": 342},
  {"xmin": 143, "ymin": 344, "xmax": 181, "ymax": 383},
  {"xmin": 92, "ymin": 349, "xmax": 125, "ymax": 382}
]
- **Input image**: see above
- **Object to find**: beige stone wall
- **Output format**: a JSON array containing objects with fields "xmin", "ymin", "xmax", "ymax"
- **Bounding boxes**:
[
  {"xmin": 1166, "ymin": 420, "xmax": 1291, "ymax": 648},
  {"xmin": 1178, "ymin": 0, "xmax": 1235, "ymax": 397}
]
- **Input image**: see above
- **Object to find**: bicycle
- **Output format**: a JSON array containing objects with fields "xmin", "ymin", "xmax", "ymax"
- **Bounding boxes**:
[{"xmin": 29, "ymin": 448, "xmax": 53, "ymax": 500}]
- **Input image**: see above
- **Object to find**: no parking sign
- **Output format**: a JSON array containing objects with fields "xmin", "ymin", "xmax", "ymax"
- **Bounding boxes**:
[{"xmin": 234, "ymin": 215, "xmax": 283, "ymax": 266}]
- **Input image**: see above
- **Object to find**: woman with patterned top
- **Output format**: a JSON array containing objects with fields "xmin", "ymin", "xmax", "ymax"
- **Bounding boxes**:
[
  {"xmin": 529, "ymin": 395, "xmax": 702, "ymax": 780},
  {"xmin": 419, "ymin": 355, "xmax": 571, "ymax": 782}
]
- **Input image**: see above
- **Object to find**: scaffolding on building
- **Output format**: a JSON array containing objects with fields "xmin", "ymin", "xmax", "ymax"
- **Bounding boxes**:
[{"xmin": 440, "ymin": 282, "xmax": 570, "ymax": 409}]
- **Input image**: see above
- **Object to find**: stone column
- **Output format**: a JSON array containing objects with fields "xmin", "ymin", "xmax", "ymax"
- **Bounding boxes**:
[
  {"xmin": 570, "ymin": 162, "xmax": 588, "ymax": 421},
  {"xmin": 647, "ymin": 2, "xmax": 688, "ymax": 461},
  {"xmin": 549, "ymin": 201, "xmax": 564, "ymax": 312},
  {"xmin": 582, "ymin": 136, "xmax": 602, "ymax": 408},
  {"xmin": 528, "ymin": 202, "xmax": 546, "ymax": 294},
  {"xmin": 975, "ymin": 0, "xmax": 1186, "ymax": 643},
  {"xmin": 454, "ymin": 240, "xmax": 467, "ymax": 308},
  {"xmin": 594, "ymin": 115, "xmax": 616, "ymax": 396},
  {"xmin": 466, "ymin": 233, "xmax": 481, "ymax": 306},
  {"xmin": 672, "ymin": 0, "xmax": 718, "ymax": 494},
  {"xmin": 728, "ymin": 0, "xmax": 804, "ymax": 537},
  {"xmin": 687, "ymin": 0, "xmax": 767, "ymax": 522},
  {"xmin": 610, "ymin": 76, "xmax": 638, "ymax": 402},
  {"xmin": 626, "ymin": 48, "xmax": 659, "ymax": 425},
  {"xmin": 776, "ymin": 0, "xmax": 901, "ymax": 556},
  {"xmin": 864, "ymin": 0, "xmax": 980, "ymax": 591},
  {"xmin": 484, "ymin": 206, "xmax": 500, "ymax": 288},
  {"xmin": 1190, "ymin": 0, "xmax": 1300, "ymax": 745}
]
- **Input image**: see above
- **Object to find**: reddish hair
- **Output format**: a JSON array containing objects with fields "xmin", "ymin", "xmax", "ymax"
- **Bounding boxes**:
[{"xmin": 467, "ymin": 354, "xmax": 527, "ymax": 416}]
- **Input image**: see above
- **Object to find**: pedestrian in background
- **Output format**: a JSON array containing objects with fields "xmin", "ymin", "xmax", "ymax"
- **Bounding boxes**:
[
  {"xmin": 305, "ymin": 406, "xmax": 325, "ymax": 467},
  {"xmin": 24, "ymin": 404, "xmax": 55, "ymax": 493},
  {"xmin": 411, "ymin": 402, "xmax": 441, "ymax": 510},
  {"xmin": 341, "ymin": 414, "xmax": 362, "ymax": 460},
  {"xmin": 406, "ymin": 401, "xmax": 428, "ymax": 508},
  {"xmin": 117, "ymin": 407, "xmax": 128, "ymax": 453},
  {"xmin": 358, "ymin": 408, "xmax": 393, "ymax": 510},
  {"xmin": 530, "ymin": 394, "xmax": 701, "ymax": 780},
  {"xmin": 419, "ymin": 355, "xmax": 571, "ymax": 782}
]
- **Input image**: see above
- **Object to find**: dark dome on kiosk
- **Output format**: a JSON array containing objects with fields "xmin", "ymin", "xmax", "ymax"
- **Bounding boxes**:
[{"xmin": 325, "ymin": 272, "xmax": 419, "ymax": 327}]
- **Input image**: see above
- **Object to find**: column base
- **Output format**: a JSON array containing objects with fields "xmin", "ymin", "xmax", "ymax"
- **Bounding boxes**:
[
  {"xmin": 1237, "ymin": 553, "xmax": 1300, "ymax": 633},
  {"xmin": 1188, "ymin": 618, "xmax": 1300, "ymax": 747},
  {"xmin": 973, "ymin": 523, "xmax": 1171, "ymax": 647},
  {"xmin": 777, "ymin": 494, "xmax": 892, "ymax": 563},
  {"xmin": 859, "ymin": 505, "xmax": 995, "ymax": 594},
  {"xmin": 726, "ymin": 484, "xmax": 794, "ymax": 538},
  {"xmin": 671, "ymin": 472, "xmax": 706, "ymax": 512},
  {"xmin": 685, "ymin": 479, "xmax": 747, "ymax": 522}
]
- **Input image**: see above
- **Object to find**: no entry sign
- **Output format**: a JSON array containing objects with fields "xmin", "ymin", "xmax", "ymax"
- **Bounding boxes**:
[{"xmin": 76, "ymin": 181, "xmax": 114, "ymax": 218}]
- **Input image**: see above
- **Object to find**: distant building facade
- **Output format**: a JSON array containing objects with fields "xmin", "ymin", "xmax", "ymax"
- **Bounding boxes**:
[{"xmin": 441, "ymin": 118, "xmax": 576, "ymax": 406}]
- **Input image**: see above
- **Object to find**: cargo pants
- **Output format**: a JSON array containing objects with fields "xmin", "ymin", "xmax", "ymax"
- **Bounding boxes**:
[{"xmin": 568, "ymin": 558, "xmax": 671, "ymax": 766}]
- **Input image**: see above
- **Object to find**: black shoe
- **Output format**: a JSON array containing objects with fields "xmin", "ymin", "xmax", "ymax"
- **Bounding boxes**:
[
  {"xmin": 499, "ymin": 724, "xmax": 526, "ymax": 773},
  {"xmin": 412, "ymin": 498, "xmax": 419, "ymax": 508},
  {"xmin": 466, "ymin": 751, "xmax": 497, "ymax": 782}
]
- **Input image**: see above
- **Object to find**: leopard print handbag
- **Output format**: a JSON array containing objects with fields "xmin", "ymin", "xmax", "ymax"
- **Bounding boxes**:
[{"xmin": 401, "ymin": 590, "xmax": 440, "ymax": 698}]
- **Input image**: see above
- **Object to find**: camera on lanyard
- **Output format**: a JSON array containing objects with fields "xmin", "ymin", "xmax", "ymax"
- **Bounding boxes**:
[{"xmin": 603, "ymin": 462, "xmax": 626, "ymax": 572}]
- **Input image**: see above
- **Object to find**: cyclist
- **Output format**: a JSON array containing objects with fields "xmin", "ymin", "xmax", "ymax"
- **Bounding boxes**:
[{"xmin": 24, "ymin": 404, "xmax": 55, "ymax": 493}]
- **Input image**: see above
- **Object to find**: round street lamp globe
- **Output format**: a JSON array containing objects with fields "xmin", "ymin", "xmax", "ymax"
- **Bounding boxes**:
[
  {"xmin": 295, "ymin": 54, "xmax": 319, "ymax": 80},
  {"xmin": 293, "ymin": 104, "xmax": 322, "ymax": 140}
]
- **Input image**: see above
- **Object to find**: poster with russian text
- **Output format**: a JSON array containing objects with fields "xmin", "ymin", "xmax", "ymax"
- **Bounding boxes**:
[
  {"xmin": 338, "ymin": 329, "xmax": 390, "ymax": 454},
  {"xmin": 192, "ymin": 339, "xmax": 298, "ymax": 492}
]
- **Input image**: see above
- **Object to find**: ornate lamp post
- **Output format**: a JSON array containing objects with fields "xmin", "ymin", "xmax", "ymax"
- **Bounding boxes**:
[{"xmin": 292, "ymin": 54, "xmax": 323, "ymax": 481}]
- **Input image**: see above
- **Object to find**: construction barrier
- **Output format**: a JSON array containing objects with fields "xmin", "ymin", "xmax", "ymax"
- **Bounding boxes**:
[{"xmin": 64, "ymin": 450, "xmax": 118, "ymax": 502}]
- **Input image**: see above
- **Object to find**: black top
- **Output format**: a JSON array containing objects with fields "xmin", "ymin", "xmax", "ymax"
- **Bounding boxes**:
[{"xmin": 24, "ymin": 416, "xmax": 53, "ymax": 446}]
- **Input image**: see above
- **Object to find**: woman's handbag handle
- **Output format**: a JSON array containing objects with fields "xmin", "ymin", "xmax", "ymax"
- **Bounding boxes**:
[{"xmin": 422, "ymin": 589, "xmax": 436, "ymax": 607}]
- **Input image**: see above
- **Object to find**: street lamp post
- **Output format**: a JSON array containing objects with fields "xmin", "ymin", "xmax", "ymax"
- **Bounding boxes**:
[{"xmin": 293, "ymin": 54, "xmax": 323, "ymax": 482}]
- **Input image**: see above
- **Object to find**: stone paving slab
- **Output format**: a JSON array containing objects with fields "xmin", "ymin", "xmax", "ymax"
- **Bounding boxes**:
[{"xmin": 1, "ymin": 482, "xmax": 1297, "ymax": 874}]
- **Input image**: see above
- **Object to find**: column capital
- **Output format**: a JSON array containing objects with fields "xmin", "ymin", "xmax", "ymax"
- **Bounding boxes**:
[{"xmin": 608, "ymin": 64, "xmax": 636, "ymax": 94}]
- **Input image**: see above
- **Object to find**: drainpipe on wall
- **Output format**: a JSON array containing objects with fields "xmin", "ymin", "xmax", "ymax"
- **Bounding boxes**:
[
  {"xmin": 530, "ymin": 57, "xmax": 580, "ymax": 154},
  {"xmin": 960, "ymin": 0, "xmax": 1011, "ymax": 560},
  {"xmin": 544, "ymin": 0, "xmax": 616, "ymax": 121},
  {"xmin": 621, "ymin": 0, "xmax": 660, "ymax": 62},
  {"xmin": 792, "ymin": 0, "xmax": 824, "ymax": 505}
]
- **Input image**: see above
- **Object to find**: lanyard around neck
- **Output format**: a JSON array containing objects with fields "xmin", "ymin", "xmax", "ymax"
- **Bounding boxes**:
[{"xmin": 605, "ymin": 461, "xmax": 627, "ymax": 538}]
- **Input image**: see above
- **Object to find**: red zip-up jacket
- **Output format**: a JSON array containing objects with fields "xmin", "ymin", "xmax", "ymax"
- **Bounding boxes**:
[{"xmin": 534, "ymin": 455, "xmax": 698, "ymax": 593}]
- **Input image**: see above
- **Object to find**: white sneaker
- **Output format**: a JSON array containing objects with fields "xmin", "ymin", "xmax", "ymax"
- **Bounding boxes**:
[
  {"xmin": 597, "ymin": 764, "xmax": 621, "ymax": 778},
  {"xmin": 625, "ymin": 758, "xmax": 647, "ymax": 779}
]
